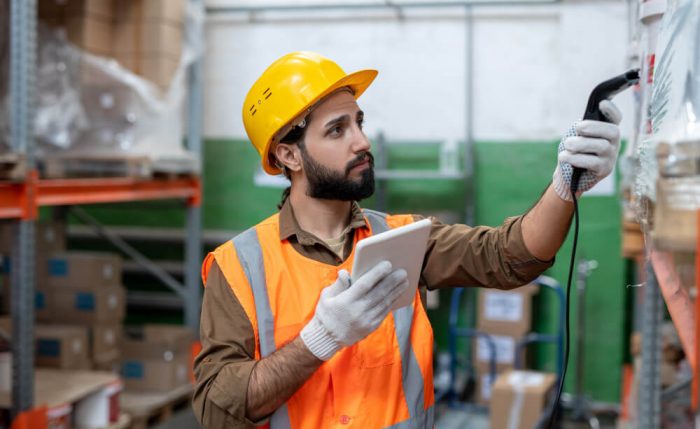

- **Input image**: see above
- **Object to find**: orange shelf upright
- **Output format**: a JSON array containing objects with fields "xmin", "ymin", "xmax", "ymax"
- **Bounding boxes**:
[
  {"xmin": 0, "ymin": 174, "xmax": 201, "ymax": 221},
  {"xmin": 695, "ymin": 209, "xmax": 700, "ymax": 411}
]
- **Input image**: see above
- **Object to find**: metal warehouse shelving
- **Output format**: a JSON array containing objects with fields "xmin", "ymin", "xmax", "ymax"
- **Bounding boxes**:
[
  {"xmin": 5, "ymin": 0, "xmax": 204, "ymax": 423},
  {"xmin": 636, "ymin": 241, "xmax": 699, "ymax": 428}
]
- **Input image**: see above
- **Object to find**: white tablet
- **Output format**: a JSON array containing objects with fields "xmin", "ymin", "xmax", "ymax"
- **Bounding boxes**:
[{"xmin": 351, "ymin": 218, "xmax": 432, "ymax": 310}]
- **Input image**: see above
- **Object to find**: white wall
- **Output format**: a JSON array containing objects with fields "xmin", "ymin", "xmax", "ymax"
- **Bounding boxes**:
[{"xmin": 203, "ymin": 0, "xmax": 635, "ymax": 144}]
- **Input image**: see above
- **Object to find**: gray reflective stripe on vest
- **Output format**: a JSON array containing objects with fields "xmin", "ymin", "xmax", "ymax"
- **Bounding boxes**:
[
  {"xmin": 362, "ymin": 208, "xmax": 390, "ymax": 235},
  {"xmin": 362, "ymin": 209, "xmax": 433, "ymax": 428},
  {"xmin": 393, "ymin": 305, "xmax": 431, "ymax": 424},
  {"xmin": 232, "ymin": 228, "xmax": 291, "ymax": 429}
]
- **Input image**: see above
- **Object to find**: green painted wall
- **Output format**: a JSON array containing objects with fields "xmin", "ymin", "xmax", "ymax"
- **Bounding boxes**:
[
  {"xmin": 84, "ymin": 137, "xmax": 626, "ymax": 402},
  {"xmin": 471, "ymin": 141, "xmax": 625, "ymax": 403}
]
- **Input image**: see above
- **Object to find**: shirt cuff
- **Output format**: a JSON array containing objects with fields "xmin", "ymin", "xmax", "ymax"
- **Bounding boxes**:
[{"xmin": 505, "ymin": 215, "xmax": 555, "ymax": 271}]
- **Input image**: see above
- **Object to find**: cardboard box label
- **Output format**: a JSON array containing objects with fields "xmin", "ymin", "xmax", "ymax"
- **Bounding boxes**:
[
  {"xmin": 37, "ymin": 339, "xmax": 61, "ymax": 358},
  {"xmin": 76, "ymin": 293, "xmax": 96, "ymax": 311},
  {"xmin": 484, "ymin": 291, "xmax": 524, "ymax": 322},
  {"xmin": 35, "ymin": 291, "xmax": 46, "ymax": 310},
  {"xmin": 508, "ymin": 371, "xmax": 545, "ymax": 387},
  {"xmin": 477, "ymin": 335, "xmax": 516, "ymax": 364},
  {"xmin": 49, "ymin": 259, "xmax": 68, "ymax": 277},
  {"xmin": 122, "ymin": 361, "xmax": 144, "ymax": 379}
]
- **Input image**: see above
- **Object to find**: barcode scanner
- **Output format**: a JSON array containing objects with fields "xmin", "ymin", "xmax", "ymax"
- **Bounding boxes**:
[
  {"xmin": 546, "ymin": 69, "xmax": 640, "ymax": 429},
  {"xmin": 570, "ymin": 69, "xmax": 640, "ymax": 194}
]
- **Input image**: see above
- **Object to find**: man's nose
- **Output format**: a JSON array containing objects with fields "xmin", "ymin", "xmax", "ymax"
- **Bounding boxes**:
[{"xmin": 351, "ymin": 126, "xmax": 371, "ymax": 153}]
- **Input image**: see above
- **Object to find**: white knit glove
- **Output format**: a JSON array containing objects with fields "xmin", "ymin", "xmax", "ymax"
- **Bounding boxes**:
[
  {"xmin": 300, "ymin": 261, "xmax": 409, "ymax": 361},
  {"xmin": 552, "ymin": 100, "xmax": 622, "ymax": 201}
]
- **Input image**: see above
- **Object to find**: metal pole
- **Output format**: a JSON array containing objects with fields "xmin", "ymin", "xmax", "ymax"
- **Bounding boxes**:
[
  {"xmin": 70, "ymin": 207, "xmax": 187, "ymax": 298},
  {"xmin": 463, "ymin": 4, "xmax": 474, "ymax": 226},
  {"xmin": 184, "ymin": 1, "xmax": 204, "ymax": 334},
  {"xmin": 638, "ymin": 262, "xmax": 662, "ymax": 429},
  {"xmin": 9, "ymin": 0, "xmax": 37, "ymax": 418},
  {"xmin": 375, "ymin": 131, "xmax": 387, "ymax": 213}
]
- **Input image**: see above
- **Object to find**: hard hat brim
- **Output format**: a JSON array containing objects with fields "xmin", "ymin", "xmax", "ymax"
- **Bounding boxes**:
[{"xmin": 262, "ymin": 68, "xmax": 379, "ymax": 175}]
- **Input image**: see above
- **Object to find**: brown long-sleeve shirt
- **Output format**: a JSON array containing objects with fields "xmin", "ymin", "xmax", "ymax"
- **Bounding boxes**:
[{"xmin": 193, "ymin": 200, "xmax": 554, "ymax": 428}]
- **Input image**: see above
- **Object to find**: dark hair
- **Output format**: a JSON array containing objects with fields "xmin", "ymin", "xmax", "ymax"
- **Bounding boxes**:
[{"xmin": 275, "ymin": 116, "xmax": 312, "ymax": 210}]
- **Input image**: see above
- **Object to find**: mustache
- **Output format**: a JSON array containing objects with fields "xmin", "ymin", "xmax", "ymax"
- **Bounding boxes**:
[{"xmin": 345, "ymin": 152, "xmax": 374, "ymax": 175}]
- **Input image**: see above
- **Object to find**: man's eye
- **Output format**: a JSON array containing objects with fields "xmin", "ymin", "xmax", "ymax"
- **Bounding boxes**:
[
  {"xmin": 357, "ymin": 119, "xmax": 364, "ymax": 129},
  {"xmin": 330, "ymin": 126, "xmax": 343, "ymax": 136}
]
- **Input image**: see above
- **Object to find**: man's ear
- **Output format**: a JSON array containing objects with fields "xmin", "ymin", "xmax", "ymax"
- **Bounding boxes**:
[{"xmin": 274, "ymin": 143, "xmax": 302, "ymax": 173}]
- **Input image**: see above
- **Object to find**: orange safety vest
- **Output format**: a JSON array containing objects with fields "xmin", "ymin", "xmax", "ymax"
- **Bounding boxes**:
[{"xmin": 202, "ymin": 209, "xmax": 435, "ymax": 428}]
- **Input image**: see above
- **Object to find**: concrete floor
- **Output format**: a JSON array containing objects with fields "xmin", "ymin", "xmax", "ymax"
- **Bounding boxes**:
[
  {"xmin": 152, "ymin": 409, "xmax": 200, "ymax": 429},
  {"xmin": 149, "ymin": 405, "xmax": 619, "ymax": 429},
  {"xmin": 435, "ymin": 406, "xmax": 490, "ymax": 429}
]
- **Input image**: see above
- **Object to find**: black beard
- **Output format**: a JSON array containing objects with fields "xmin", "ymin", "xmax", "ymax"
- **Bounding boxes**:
[{"xmin": 300, "ymin": 145, "xmax": 375, "ymax": 201}]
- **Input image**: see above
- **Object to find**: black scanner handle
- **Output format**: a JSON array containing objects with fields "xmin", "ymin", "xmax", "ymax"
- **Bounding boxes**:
[{"xmin": 570, "ymin": 69, "xmax": 640, "ymax": 194}]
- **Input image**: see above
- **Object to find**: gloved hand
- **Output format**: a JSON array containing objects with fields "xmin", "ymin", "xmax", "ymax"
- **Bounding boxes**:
[
  {"xmin": 300, "ymin": 261, "xmax": 409, "ymax": 361},
  {"xmin": 552, "ymin": 100, "xmax": 622, "ymax": 201}
]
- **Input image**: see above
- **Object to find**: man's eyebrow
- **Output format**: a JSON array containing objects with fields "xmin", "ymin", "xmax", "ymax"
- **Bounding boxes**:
[{"xmin": 324, "ymin": 114, "xmax": 350, "ymax": 128}]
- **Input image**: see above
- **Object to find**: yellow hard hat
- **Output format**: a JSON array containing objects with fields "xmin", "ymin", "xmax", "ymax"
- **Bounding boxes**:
[{"xmin": 243, "ymin": 51, "xmax": 378, "ymax": 175}]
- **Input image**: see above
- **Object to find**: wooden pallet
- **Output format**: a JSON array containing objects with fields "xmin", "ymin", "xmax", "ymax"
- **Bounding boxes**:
[
  {"xmin": 120, "ymin": 384, "xmax": 193, "ymax": 429},
  {"xmin": 0, "ymin": 153, "xmax": 26, "ymax": 181},
  {"xmin": 151, "ymin": 156, "xmax": 200, "ymax": 179},
  {"xmin": 39, "ymin": 154, "xmax": 153, "ymax": 179}
]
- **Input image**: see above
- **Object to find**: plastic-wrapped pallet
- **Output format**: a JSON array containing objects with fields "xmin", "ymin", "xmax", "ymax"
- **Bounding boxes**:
[
  {"xmin": 632, "ymin": 0, "xmax": 700, "ymax": 249},
  {"xmin": 0, "ymin": 0, "xmax": 205, "ymax": 177}
]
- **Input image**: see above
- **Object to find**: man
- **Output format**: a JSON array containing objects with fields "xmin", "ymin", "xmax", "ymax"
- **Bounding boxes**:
[{"xmin": 193, "ymin": 51, "xmax": 621, "ymax": 428}]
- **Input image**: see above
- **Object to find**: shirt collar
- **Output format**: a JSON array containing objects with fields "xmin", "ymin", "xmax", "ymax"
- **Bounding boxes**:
[{"xmin": 278, "ymin": 198, "xmax": 368, "ymax": 243}]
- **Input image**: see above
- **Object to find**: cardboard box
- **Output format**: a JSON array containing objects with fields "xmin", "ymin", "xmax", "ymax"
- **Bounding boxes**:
[
  {"xmin": 113, "ymin": 0, "xmax": 185, "ymax": 24},
  {"xmin": 91, "ymin": 324, "xmax": 122, "ymax": 359},
  {"xmin": 477, "ymin": 284, "xmax": 537, "ymax": 336},
  {"xmin": 35, "ymin": 325, "xmax": 91, "ymax": 370},
  {"xmin": 40, "ymin": 0, "xmax": 114, "ymax": 22},
  {"xmin": 490, "ymin": 370, "xmax": 557, "ymax": 429},
  {"xmin": 474, "ymin": 332, "xmax": 527, "ymax": 372},
  {"xmin": 0, "ymin": 222, "xmax": 67, "ymax": 300},
  {"xmin": 121, "ymin": 324, "xmax": 193, "ymax": 392},
  {"xmin": 0, "ymin": 221, "xmax": 66, "ymax": 255},
  {"xmin": 52, "ymin": 286, "xmax": 126, "ymax": 324},
  {"xmin": 66, "ymin": 0, "xmax": 114, "ymax": 19},
  {"xmin": 139, "ymin": 56, "xmax": 181, "ymax": 89},
  {"xmin": 112, "ymin": 21, "xmax": 182, "ymax": 57},
  {"xmin": 39, "ymin": 0, "xmax": 184, "ymax": 88},
  {"xmin": 0, "ymin": 316, "xmax": 10, "ymax": 338},
  {"xmin": 94, "ymin": 352, "xmax": 121, "ymax": 373},
  {"xmin": 1, "ymin": 281, "xmax": 53, "ymax": 322},
  {"xmin": 66, "ymin": 15, "xmax": 113, "ymax": 56},
  {"xmin": 47, "ymin": 252, "xmax": 122, "ymax": 289}
]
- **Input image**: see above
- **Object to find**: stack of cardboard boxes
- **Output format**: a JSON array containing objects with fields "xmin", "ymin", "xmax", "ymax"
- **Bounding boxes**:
[
  {"xmin": 43, "ymin": 251, "xmax": 126, "ymax": 371},
  {"xmin": 0, "ymin": 221, "xmax": 67, "ymax": 316},
  {"xmin": 38, "ymin": 0, "xmax": 185, "ymax": 88},
  {"xmin": 0, "ymin": 221, "xmax": 126, "ymax": 372},
  {"xmin": 121, "ymin": 324, "xmax": 193, "ymax": 392},
  {"xmin": 473, "ymin": 284, "xmax": 537, "ymax": 405}
]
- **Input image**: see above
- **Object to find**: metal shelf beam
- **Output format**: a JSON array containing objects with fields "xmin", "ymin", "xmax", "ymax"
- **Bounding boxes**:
[{"xmin": 0, "ymin": 176, "xmax": 201, "ymax": 221}]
